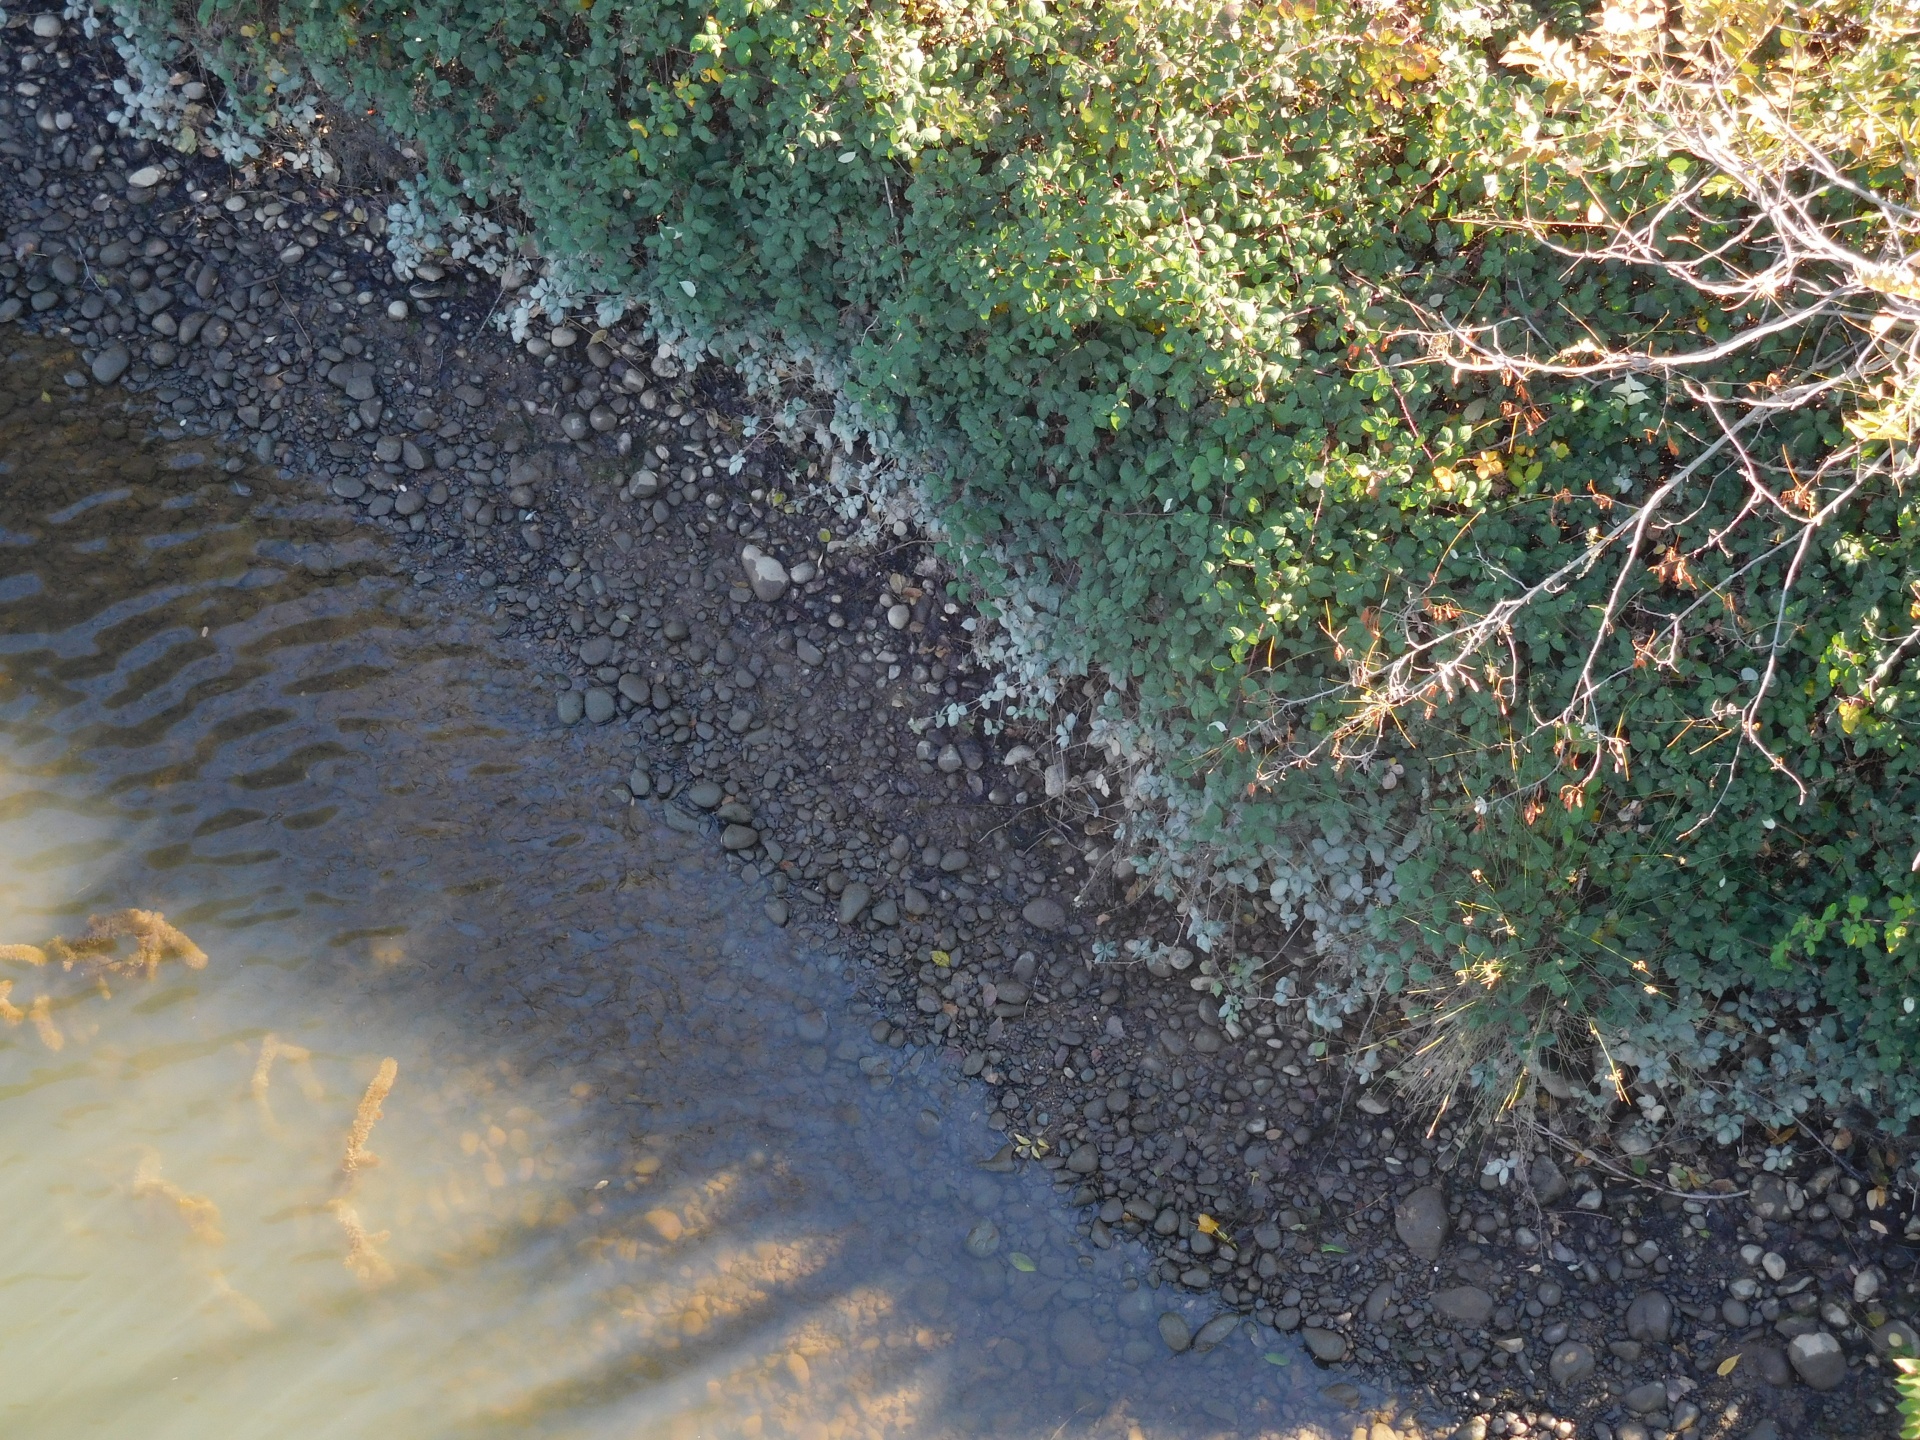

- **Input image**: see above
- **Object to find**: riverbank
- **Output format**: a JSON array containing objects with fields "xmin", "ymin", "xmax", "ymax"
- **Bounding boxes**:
[{"xmin": 0, "ymin": 10, "xmax": 1910, "ymax": 1437}]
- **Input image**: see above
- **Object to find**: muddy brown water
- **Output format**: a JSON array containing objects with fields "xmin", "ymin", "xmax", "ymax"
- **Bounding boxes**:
[{"xmin": 0, "ymin": 340, "xmax": 1401, "ymax": 1438}]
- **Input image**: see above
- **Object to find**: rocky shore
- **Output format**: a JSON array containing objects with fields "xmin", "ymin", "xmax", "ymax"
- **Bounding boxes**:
[{"xmin": 3, "ymin": 10, "xmax": 1914, "ymax": 1438}]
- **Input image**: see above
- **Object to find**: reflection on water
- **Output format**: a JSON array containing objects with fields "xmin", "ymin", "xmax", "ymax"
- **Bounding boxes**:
[{"xmin": 0, "ymin": 341, "xmax": 1407, "ymax": 1439}]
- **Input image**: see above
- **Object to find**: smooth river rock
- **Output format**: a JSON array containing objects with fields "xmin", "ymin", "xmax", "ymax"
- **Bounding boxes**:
[{"xmin": 1395, "ymin": 1183, "xmax": 1449, "ymax": 1261}]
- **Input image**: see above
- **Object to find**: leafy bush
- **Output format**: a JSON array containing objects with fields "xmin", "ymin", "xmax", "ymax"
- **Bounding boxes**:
[{"xmin": 117, "ymin": 0, "xmax": 1920, "ymax": 1143}]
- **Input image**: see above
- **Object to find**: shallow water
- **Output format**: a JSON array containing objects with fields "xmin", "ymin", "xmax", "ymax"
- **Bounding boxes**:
[{"xmin": 0, "ymin": 341, "xmax": 1395, "ymax": 1440}]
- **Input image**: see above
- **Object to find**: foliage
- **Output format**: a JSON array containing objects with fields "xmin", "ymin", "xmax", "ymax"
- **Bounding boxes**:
[{"xmin": 113, "ymin": 0, "xmax": 1920, "ymax": 1139}]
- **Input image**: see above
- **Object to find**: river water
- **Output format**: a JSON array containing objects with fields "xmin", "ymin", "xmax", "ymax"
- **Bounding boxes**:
[{"xmin": 0, "ymin": 338, "xmax": 1390, "ymax": 1439}]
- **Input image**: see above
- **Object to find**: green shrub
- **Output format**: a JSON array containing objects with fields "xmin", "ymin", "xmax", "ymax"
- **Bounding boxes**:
[{"xmin": 120, "ymin": 0, "xmax": 1920, "ymax": 1140}]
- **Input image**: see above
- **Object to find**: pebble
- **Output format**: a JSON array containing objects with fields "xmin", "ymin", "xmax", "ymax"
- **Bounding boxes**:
[
  {"xmin": 1191, "ymin": 1314, "xmax": 1239, "ymax": 1352},
  {"xmin": 1052, "ymin": 1311, "xmax": 1107, "ymax": 1368},
  {"xmin": 1786, "ymin": 1331, "xmax": 1846, "ymax": 1390},
  {"xmin": 963, "ymin": 1220, "xmax": 1000, "ymax": 1258},
  {"xmin": 584, "ymin": 688, "xmax": 615, "ymax": 724},
  {"xmin": 1021, "ymin": 896, "xmax": 1067, "ymax": 931},
  {"xmin": 1624, "ymin": 1290, "xmax": 1672, "ymax": 1343},
  {"xmin": 740, "ymin": 545, "xmax": 789, "ymax": 602},
  {"xmin": 837, "ymin": 882, "xmax": 872, "ymax": 924},
  {"xmin": 1301, "ymin": 1327, "xmax": 1348, "ymax": 1363},
  {"xmin": 688, "ymin": 780, "xmax": 723, "ymax": 809},
  {"xmin": 720, "ymin": 824, "xmax": 758, "ymax": 851},
  {"xmin": 1394, "ymin": 1183, "xmax": 1449, "ymax": 1261},
  {"xmin": 1432, "ymin": 1285, "xmax": 1493, "ymax": 1327},
  {"xmin": 557, "ymin": 691, "xmax": 585, "ymax": 725},
  {"xmin": 1156, "ymin": 1312, "xmax": 1192, "ymax": 1353},
  {"xmin": 90, "ymin": 342, "xmax": 131, "ymax": 385},
  {"xmin": 1622, "ymin": 1381, "xmax": 1666, "ymax": 1414},
  {"xmin": 1548, "ymin": 1340, "xmax": 1595, "ymax": 1387}
]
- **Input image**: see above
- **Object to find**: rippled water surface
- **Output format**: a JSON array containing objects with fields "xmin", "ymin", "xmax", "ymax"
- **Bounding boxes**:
[{"xmin": 0, "ymin": 342, "xmax": 1393, "ymax": 1440}]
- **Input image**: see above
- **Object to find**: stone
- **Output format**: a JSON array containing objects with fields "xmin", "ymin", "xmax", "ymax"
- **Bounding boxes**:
[
  {"xmin": 1022, "ymin": 896, "xmax": 1067, "ymax": 931},
  {"xmin": 903, "ymin": 887, "xmax": 931, "ymax": 916},
  {"xmin": 1395, "ymin": 1183, "xmax": 1449, "ymax": 1261},
  {"xmin": 838, "ymin": 882, "xmax": 872, "ymax": 924},
  {"xmin": 557, "ymin": 691, "xmax": 585, "ymax": 725},
  {"xmin": 1052, "ymin": 1311, "xmax": 1107, "ymax": 1368},
  {"xmin": 1548, "ymin": 1340, "xmax": 1595, "ymax": 1387},
  {"xmin": 1157, "ymin": 1312, "xmax": 1192, "ymax": 1353},
  {"xmin": 721, "ymin": 824, "xmax": 759, "ymax": 852},
  {"xmin": 1431, "ymin": 1286, "xmax": 1494, "ymax": 1327},
  {"xmin": 1750, "ymin": 1174, "xmax": 1790, "ymax": 1220},
  {"xmin": 584, "ymin": 689, "xmax": 615, "ymax": 724},
  {"xmin": 764, "ymin": 899, "xmax": 789, "ymax": 926},
  {"xmin": 939, "ymin": 848, "xmax": 970, "ymax": 872},
  {"xmin": 688, "ymin": 780, "xmax": 723, "ymax": 809},
  {"xmin": 619, "ymin": 673, "xmax": 650, "ymax": 704},
  {"xmin": 963, "ymin": 1220, "xmax": 999, "ymax": 1258},
  {"xmin": 740, "ymin": 545, "xmax": 789, "ymax": 602},
  {"xmin": 127, "ymin": 163, "xmax": 164, "ymax": 188},
  {"xmin": 1301, "ymin": 1327, "xmax": 1348, "ymax": 1363},
  {"xmin": 1622, "ymin": 1381, "xmax": 1667, "ymax": 1414},
  {"xmin": 1787, "ymin": 1331, "xmax": 1846, "ymax": 1390},
  {"xmin": 1872, "ymin": 1320, "xmax": 1920, "ymax": 1357},
  {"xmin": 1625, "ymin": 1290, "xmax": 1673, "ymax": 1343},
  {"xmin": 1744, "ymin": 1425, "xmax": 1781, "ymax": 1440},
  {"xmin": 579, "ymin": 635, "xmax": 613, "ymax": 665},
  {"xmin": 331, "ymin": 475, "xmax": 367, "ymax": 500},
  {"xmin": 1192, "ymin": 1314, "xmax": 1240, "ymax": 1352},
  {"xmin": 91, "ymin": 342, "xmax": 131, "ymax": 385},
  {"xmin": 1066, "ymin": 1143, "xmax": 1099, "ymax": 1175},
  {"xmin": 328, "ymin": 359, "xmax": 378, "ymax": 401},
  {"xmin": 1529, "ymin": 1155, "xmax": 1569, "ymax": 1204}
]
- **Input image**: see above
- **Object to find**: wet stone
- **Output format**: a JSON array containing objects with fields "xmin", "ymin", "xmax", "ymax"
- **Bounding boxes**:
[
  {"xmin": 1192, "ymin": 1314, "xmax": 1240, "ymax": 1353},
  {"xmin": 584, "ymin": 689, "xmax": 615, "ymax": 724},
  {"xmin": 963, "ymin": 1220, "xmax": 1000, "ymax": 1259},
  {"xmin": 1301, "ymin": 1327, "xmax": 1348, "ymax": 1363},
  {"xmin": 90, "ymin": 342, "xmax": 130, "ymax": 385},
  {"xmin": 1157, "ymin": 1312, "xmax": 1192, "ymax": 1353},
  {"xmin": 1052, "ymin": 1311, "xmax": 1106, "ymax": 1368},
  {"xmin": 556, "ymin": 691, "xmax": 585, "ymax": 725}
]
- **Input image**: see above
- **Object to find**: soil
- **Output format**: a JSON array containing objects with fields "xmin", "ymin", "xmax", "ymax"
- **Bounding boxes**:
[{"xmin": 1, "ymin": 11, "xmax": 1912, "ymax": 1438}]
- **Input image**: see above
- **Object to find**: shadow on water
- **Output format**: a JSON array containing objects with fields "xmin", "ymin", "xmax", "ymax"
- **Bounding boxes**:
[{"xmin": 0, "ymin": 339, "xmax": 1403, "ymax": 1439}]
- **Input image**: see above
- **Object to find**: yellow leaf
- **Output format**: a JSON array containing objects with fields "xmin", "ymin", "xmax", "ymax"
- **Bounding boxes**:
[
  {"xmin": 1717, "ymin": 1353, "xmax": 1741, "ymax": 1376},
  {"xmin": 1195, "ymin": 1214, "xmax": 1221, "ymax": 1235},
  {"xmin": 1008, "ymin": 1252, "xmax": 1036, "ymax": 1272},
  {"xmin": 931, "ymin": 949, "xmax": 951, "ymax": 967}
]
